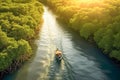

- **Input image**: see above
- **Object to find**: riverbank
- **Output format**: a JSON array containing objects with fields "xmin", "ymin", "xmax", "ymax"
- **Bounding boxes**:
[{"xmin": 0, "ymin": 0, "xmax": 43, "ymax": 79}]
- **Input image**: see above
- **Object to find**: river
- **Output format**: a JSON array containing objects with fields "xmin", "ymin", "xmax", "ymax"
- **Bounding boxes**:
[{"xmin": 3, "ymin": 7, "xmax": 120, "ymax": 80}]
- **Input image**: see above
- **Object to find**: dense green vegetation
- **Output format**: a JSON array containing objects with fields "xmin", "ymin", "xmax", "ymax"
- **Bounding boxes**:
[
  {"xmin": 0, "ymin": 0, "xmax": 43, "ymax": 72},
  {"xmin": 40, "ymin": 0, "xmax": 120, "ymax": 61}
]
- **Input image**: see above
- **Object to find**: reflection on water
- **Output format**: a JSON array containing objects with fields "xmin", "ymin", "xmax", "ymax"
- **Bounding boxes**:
[{"xmin": 4, "ymin": 6, "xmax": 120, "ymax": 80}]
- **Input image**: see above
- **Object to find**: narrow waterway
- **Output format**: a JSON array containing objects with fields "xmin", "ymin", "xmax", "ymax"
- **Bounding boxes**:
[{"xmin": 3, "ymin": 7, "xmax": 120, "ymax": 80}]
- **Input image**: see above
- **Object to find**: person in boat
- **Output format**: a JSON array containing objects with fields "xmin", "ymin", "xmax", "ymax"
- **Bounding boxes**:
[{"xmin": 55, "ymin": 48, "xmax": 62, "ymax": 58}]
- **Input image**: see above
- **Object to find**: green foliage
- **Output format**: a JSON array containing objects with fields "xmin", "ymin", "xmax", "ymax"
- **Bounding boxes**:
[
  {"xmin": 12, "ymin": 0, "xmax": 33, "ymax": 3},
  {"xmin": 9, "ymin": 24, "xmax": 35, "ymax": 40},
  {"xmin": 113, "ymin": 32, "xmax": 120, "ymax": 49},
  {"xmin": 0, "ymin": 0, "xmax": 43, "ymax": 71},
  {"xmin": 44, "ymin": 0, "xmax": 120, "ymax": 61},
  {"xmin": 0, "ymin": 52, "xmax": 12, "ymax": 71},
  {"xmin": 0, "ymin": 29, "xmax": 8, "ymax": 51},
  {"xmin": 17, "ymin": 39, "xmax": 32, "ymax": 56},
  {"xmin": 110, "ymin": 50, "xmax": 120, "ymax": 61},
  {"xmin": 80, "ymin": 23, "xmax": 96, "ymax": 40},
  {"xmin": 98, "ymin": 29, "xmax": 114, "ymax": 53},
  {"xmin": 94, "ymin": 28, "xmax": 105, "ymax": 44},
  {"xmin": 0, "ymin": 20, "xmax": 11, "ymax": 33}
]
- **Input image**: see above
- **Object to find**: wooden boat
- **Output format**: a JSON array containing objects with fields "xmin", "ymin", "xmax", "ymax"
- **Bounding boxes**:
[{"xmin": 55, "ymin": 49, "xmax": 62, "ymax": 61}]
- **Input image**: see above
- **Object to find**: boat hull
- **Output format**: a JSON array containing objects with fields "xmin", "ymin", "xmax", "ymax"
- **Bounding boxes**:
[{"xmin": 56, "ymin": 55, "xmax": 62, "ymax": 61}]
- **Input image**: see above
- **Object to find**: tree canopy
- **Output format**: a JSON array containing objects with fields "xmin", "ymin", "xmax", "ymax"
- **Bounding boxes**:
[{"xmin": 0, "ymin": 0, "xmax": 43, "ymax": 71}]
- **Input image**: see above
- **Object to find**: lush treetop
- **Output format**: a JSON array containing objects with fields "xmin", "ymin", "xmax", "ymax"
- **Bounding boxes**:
[{"xmin": 0, "ymin": 0, "xmax": 43, "ymax": 71}]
